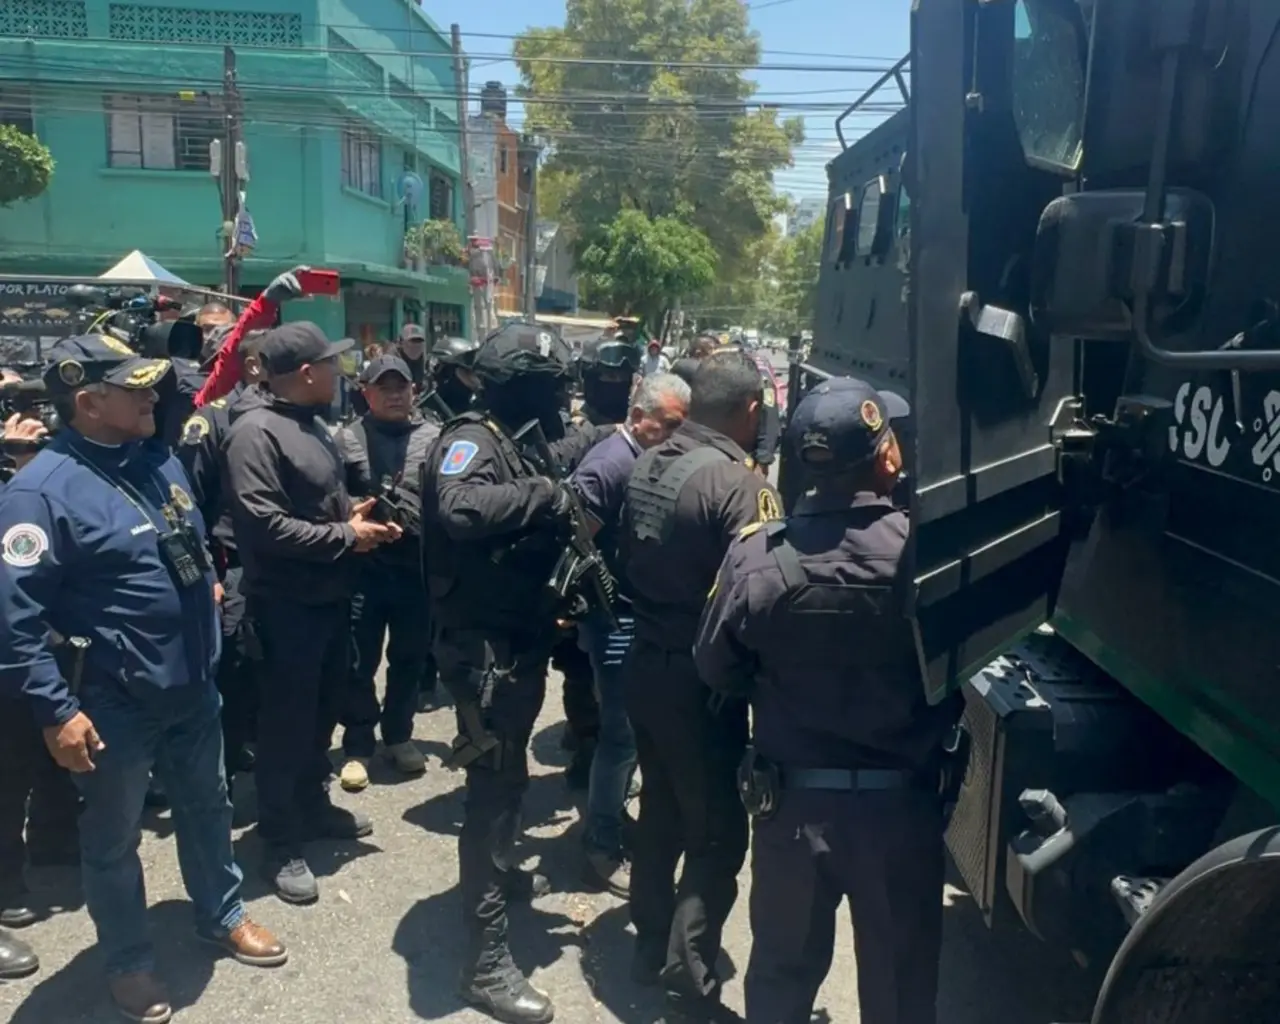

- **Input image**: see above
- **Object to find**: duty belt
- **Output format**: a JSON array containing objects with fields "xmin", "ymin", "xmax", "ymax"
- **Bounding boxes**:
[{"xmin": 781, "ymin": 767, "xmax": 914, "ymax": 792}]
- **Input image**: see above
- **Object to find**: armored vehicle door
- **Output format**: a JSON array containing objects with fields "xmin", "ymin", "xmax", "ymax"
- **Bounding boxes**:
[{"xmin": 907, "ymin": 0, "xmax": 1088, "ymax": 703}]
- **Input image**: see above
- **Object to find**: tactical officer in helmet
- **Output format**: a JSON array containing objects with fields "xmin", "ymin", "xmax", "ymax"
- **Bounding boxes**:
[
  {"xmin": 424, "ymin": 332, "xmax": 481, "ymax": 420},
  {"xmin": 694, "ymin": 377, "xmax": 961, "ymax": 1024},
  {"xmin": 575, "ymin": 334, "xmax": 640, "ymax": 426},
  {"xmin": 420, "ymin": 321, "xmax": 611, "ymax": 1024}
]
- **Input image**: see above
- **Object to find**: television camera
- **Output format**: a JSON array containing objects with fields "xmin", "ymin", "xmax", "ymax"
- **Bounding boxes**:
[
  {"xmin": 64, "ymin": 284, "xmax": 189, "ymax": 352},
  {"xmin": 0, "ymin": 374, "xmax": 59, "ymax": 474}
]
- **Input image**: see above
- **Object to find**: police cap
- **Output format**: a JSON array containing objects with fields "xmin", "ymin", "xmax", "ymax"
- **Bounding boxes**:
[
  {"xmin": 431, "ymin": 333, "xmax": 479, "ymax": 367},
  {"xmin": 787, "ymin": 376, "xmax": 909, "ymax": 472},
  {"xmin": 358, "ymin": 353, "xmax": 414, "ymax": 385},
  {"xmin": 472, "ymin": 320, "xmax": 572, "ymax": 383},
  {"xmin": 258, "ymin": 322, "xmax": 354, "ymax": 375},
  {"xmin": 42, "ymin": 333, "xmax": 172, "ymax": 395}
]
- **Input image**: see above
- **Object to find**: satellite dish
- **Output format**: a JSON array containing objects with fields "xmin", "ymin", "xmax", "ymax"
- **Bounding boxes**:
[{"xmin": 396, "ymin": 172, "xmax": 425, "ymax": 211}]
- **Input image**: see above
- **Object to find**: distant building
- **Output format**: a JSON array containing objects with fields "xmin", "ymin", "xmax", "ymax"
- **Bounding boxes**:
[
  {"xmin": 786, "ymin": 196, "xmax": 825, "ymax": 238},
  {"xmin": 0, "ymin": 0, "xmax": 471, "ymax": 346},
  {"xmin": 467, "ymin": 82, "xmax": 531, "ymax": 314},
  {"xmin": 534, "ymin": 221, "xmax": 577, "ymax": 315}
]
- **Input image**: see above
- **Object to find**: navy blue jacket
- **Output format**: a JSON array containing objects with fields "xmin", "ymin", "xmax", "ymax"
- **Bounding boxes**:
[{"xmin": 0, "ymin": 431, "xmax": 220, "ymax": 726}]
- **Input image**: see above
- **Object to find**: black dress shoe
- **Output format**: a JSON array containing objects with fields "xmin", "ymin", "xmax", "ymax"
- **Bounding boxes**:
[
  {"xmin": 0, "ymin": 905, "xmax": 36, "ymax": 929},
  {"xmin": 0, "ymin": 928, "xmax": 39, "ymax": 979}
]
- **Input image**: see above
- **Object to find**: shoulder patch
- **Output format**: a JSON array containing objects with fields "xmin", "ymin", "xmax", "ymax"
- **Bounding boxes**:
[
  {"xmin": 757, "ymin": 488, "xmax": 782, "ymax": 523},
  {"xmin": 180, "ymin": 415, "xmax": 211, "ymax": 447},
  {"xmin": 738, "ymin": 521, "xmax": 768, "ymax": 540},
  {"xmin": 169, "ymin": 483, "xmax": 194, "ymax": 513},
  {"xmin": 440, "ymin": 439, "xmax": 480, "ymax": 477},
  {"xmin": 2, "ymin": 523, "xmax": 49, "ymax": 568}
]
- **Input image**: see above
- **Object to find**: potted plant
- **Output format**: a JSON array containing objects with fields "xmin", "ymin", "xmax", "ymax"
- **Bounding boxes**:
[{"xmin": 409, "ymin": 218, "xmax": 465, "ymax": 267}]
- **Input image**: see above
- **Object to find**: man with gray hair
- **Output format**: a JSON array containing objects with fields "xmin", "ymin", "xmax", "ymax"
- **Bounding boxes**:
[{"xmin": 571, "ymin": 372, "xmax": 690, "ymax": 895}]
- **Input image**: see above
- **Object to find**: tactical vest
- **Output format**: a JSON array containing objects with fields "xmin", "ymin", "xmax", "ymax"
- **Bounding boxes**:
[
  {"xmin": 346, "ymin": 416, "xmax": 439, "ymax": 496},
  {"xmin": 628, "ymin": 446, "xmax": 731, "ymax": 544}
]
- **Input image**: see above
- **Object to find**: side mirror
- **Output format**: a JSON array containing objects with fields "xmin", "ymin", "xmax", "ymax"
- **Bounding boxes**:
[
  {"xmin": 1028, "ymin": 188, "xmax": 1214, "ymax": 340},
  {"xmin": 854, "ymin": 174, "xmax": 896, "ymax": 260}
]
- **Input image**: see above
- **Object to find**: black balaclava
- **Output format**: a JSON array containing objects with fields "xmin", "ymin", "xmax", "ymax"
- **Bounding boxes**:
[
  {"xmin": 433, "ymin": 365, "xmax": 476, "ymax": 414},
  {"xmin": 483, "ymin": 375, "xmax": 566, "ymax": 441},
  {"xmin": 581, "ymin": 373, "xmax": 630, "ymax": 425}
]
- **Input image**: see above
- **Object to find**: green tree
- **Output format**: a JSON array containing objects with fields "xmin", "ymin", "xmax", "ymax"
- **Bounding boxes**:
[
  {"xmin": 769, "ymin": 220, "xmax": 823, "ymax": 335},
  {"xmin": 578, "ymin": 209, "xmax": 718, "ymax": 325},
  {"xmin": 514, "ymin": 0, "xmax": 803, "ymax": 277},
  {"xmin": 0, "ymin": 125, "xmax": 54, "ymax": 207}
]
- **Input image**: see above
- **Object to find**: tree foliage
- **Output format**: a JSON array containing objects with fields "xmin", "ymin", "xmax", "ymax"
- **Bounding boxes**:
[
  {"xmin": 769, "ymin": 220, "xmax": 823, "ymax": 334},
  {"xmin": 514, "ymin": 0, "xmax": 803, "ymax": 289},
  {"xmin": 577, "ymin": 209, "xmax": 717, "ymax": 323},
  {"xmin": 0, "ymin": 125, "xmax": 54, "ymax": 208}
]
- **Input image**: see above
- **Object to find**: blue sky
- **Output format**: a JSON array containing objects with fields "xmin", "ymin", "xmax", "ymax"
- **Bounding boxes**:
[{"xmin": 421, "ymin": 0, "xmax": 912, "ymax": 198}]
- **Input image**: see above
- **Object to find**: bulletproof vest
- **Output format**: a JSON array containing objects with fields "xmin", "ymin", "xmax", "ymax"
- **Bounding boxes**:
[
  {"xmin": 347, "ymin": 416, "xmax": 438, "ymax": 497},
  {"xmin": 752, "ymin": 517, "xmax": 944, "ymax": 772},
  {"xmin": 628, "ymin": 446, "xmax": 731, "ymax": 544}
]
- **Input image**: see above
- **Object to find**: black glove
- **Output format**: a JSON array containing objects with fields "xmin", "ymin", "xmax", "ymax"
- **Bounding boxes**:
[{"xmin": 264, "ymin": 265, "xmax": 308, "ymax": 304}]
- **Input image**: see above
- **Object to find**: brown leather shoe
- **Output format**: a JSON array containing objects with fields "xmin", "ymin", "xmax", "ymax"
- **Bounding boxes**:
[
  {"xmin": 200, "ymin": 919, "xmax": 288, "ymax": 967},
  {"xmin": 108, "ymin": 971, "xmax": 172, "ymax": 1024}
]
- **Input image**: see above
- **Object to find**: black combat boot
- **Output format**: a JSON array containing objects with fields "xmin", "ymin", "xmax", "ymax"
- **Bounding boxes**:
[
  {"xmin": 0, "ymin": 928, "xmax": 38, "ymax": 980},
  {"xmin": 459, "ymin": 925, "xmax": 555, "ymax": 1024}
]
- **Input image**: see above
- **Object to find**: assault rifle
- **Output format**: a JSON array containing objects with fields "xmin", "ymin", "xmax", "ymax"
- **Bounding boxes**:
[
  {"xmin": 513, "ymin": 418, "xmax": 621, "ymax": 631},
  {"xmin": 369, "ymin": 473, "xmax": 421, "ymax": 535}
]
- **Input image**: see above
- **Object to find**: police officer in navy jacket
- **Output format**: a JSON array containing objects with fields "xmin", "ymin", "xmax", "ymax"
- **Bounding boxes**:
[{"xmin": 0, "ymin": 335, "xmax": 288, "ymax": 1024}]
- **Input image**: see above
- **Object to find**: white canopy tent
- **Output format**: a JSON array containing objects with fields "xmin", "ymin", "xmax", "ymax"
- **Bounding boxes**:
[{"xmin": 97, "ymin": 250, "xmax": 191, "ymax": 287}]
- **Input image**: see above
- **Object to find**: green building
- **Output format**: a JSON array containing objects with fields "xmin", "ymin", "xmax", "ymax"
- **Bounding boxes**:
[{"xmin": 0, "ymin": 0, "xmax": 472, "ymax": 344}]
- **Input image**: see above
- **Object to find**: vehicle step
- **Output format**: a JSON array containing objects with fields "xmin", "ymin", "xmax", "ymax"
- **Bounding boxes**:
[{"xmin": 1110, "ymin": 874, "xmax": 1170, "ymax": 927}]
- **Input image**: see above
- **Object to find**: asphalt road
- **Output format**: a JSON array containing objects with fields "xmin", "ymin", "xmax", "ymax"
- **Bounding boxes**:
[{"xmin": 0, "ymin": 669, "xmax": 1099, "ymax": 1024}]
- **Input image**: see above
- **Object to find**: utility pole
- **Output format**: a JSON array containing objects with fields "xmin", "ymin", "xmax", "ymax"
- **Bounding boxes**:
[
  {"xmin": 519, "ymin": 134, "xmax": 539, "ymax": 318},
  {"xmin": 452, "ymin": 24, "xmax": 481, "ymax": 340},
  {"xmin": 218, "ymin": 46, "xmax": 243, "ymax": 296}
]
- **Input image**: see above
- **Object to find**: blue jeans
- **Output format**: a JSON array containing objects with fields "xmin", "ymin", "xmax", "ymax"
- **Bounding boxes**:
[
  {"xmin": 73, "ymin": 678, "xmax": 244, "ymax": 977},
  {"xmin": 579, "ymin": 610, "xmax": 637, "ymax": 855}
]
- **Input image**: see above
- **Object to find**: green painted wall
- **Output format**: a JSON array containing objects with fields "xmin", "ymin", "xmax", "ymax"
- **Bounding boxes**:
[{"xmin": 0, "ymin": 0, "xmax": 470, "ymax": 335}]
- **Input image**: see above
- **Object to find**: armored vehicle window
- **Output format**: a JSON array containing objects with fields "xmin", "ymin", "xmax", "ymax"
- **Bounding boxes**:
[
  {"xmin": 1012, "ymin": 0, "xmax": 1085, "ymax": 173},
  {"xmin": 855, "ymin": 179, "xmax": 882, "ymax": 258},
  {"xmin": 825, "ymin": 193, "xmax": 852, "ymax": 264}
]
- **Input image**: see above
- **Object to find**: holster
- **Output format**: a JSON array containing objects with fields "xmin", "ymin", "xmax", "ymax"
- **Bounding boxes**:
[
  {"xmin": 736, "ymin": 746, "xmax": 781, "ymax": 820},
  {"xmin": 445, "ymin": 643, "xmax": 503, "ymax": 770}
]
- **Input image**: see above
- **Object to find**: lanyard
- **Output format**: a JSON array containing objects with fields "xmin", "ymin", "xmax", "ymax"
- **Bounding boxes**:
[{"xmin": 68, "ymin": 444, "xmax": 179, "ymax": 536}]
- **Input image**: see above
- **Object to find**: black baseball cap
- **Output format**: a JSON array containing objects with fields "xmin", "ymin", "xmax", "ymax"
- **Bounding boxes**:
[
  {"xmin": 358, "ymin": 354, "xmax": 413, "ymax": 385},
  {"xmin": 42, "ymin": 334, "xmax": 172, "ymax": 395},
  {"xmin": 257, "ymin": 322, "xmax": 353, "ymax": 375},
  {"xmin": 786, "ymin": 376, "xmax": 910, "ymax": 472},
  {"xmin": 399, "ymin": 323, "xmax": 427, "ymax": 343}
]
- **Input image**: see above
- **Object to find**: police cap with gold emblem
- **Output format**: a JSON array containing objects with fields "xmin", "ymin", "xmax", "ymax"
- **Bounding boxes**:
[
  {"xmin": 42, "ymin": 334, "xmax": 173, "ymax": 395},
  {"xmin": 786, "ymin": 376, "xmax": 909, "ymax": 473}
]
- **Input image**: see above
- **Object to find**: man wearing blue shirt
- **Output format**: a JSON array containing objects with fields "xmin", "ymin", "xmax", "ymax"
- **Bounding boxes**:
[
  {"xmin": 571, "ymin": 372, "xmax": 689, "ymax": 897},
  {"xmin": 0, "ymin": 335, "xmax": 287, "ymax": 1024}
]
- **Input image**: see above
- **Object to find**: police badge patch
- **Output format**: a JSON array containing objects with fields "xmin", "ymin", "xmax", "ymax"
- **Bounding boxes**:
[
  {"xmin": 180, "ymin": 416, "xmax": 211, "ymax": 447},
  {"xmin": 441, "ymin": 440, "xmax": 479, "ymax": 476},
  {"xmin": 2, "ymin": 523, "xmax": 50, "ymax": 568},
  {"xmin": 169, "ymin": 483, "xmax": 194, "ymax": 513},
  {"xmin": 58, "ymin": 360, "xmax": 85, "ymax": 387}
]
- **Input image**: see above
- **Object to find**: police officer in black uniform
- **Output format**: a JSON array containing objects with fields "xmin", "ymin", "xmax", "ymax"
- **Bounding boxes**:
[
  {"xmin": 223, "ymin": 322, "xmax": 402, "ymax": 904},
  {"xmin": 332, "ymin": 354, "xmax": 439, "ymax": 791},
  {"xmin": 710, "ymin": 341, "xmax": 780, "ymax": 474},
  {"xmin": 421, "ymin": 320, "xmax": 611, "ymax": 1024},
  {"xmin": 694, "ymin": 377, "xmax": 959, "ymax": 1024},
  {"xmin": 424, "ymin": 332, "xmax": 481, "ymax": 419},
  {"xmin": 621, "ymin": 352, "xmax": 782, "ymax": 1024},
  {"xmin": 554, "ymin": 334, "xmax": 640, "ymax": 787},
  {"xmin": 177, "ymin": 329, "xmax": 272, "ymax": 793}
]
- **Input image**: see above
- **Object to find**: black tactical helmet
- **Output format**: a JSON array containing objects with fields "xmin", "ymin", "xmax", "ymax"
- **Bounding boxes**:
[
  {"xmin": 431, "ymin": 333, "xmax": 479, "ymax": 368},
  {"xmin": 471, "ymin": 320, "xmax": 572, "ymax": 384},
  {"xmin": 579, "ymin": 335, "xmax": 640, "ymax": 378}
]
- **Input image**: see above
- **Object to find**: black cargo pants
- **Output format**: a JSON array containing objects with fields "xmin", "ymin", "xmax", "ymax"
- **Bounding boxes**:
[
  {"xmin": 252, "ymin": 597, "xmax": 351, "ymax": 855},
  {"xmin": 551, "ymin": 628, "xmax": 598, "ymax": 748},
  {"xmin": 624, "ymin": 638, "xmax": 749, "ymax": 1004},
  {"xmin": 0, "ymin": 701, "xmax": 80, "ymax": 908},
  {"xmin": 342, "ymin": 562, "xmax": 432, "ymax": 758},
  {"xmin": 434, "ymin": 625, "xmax": 551, "ymax": 971},
  {"xmin": 745, "ymin": 787, "xmax": 945, "ymax": 1024}
]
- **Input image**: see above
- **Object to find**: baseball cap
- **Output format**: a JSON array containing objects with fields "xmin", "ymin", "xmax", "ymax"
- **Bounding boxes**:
[
  {"xmin": 257, "ymin": 322, "xmax": 353, "ymax": 375},
  {"xmin": 42, "ymin": 334, "xmax": 172, "ymax": 395},
  {"xmin": 786, "ymin": 376, "xmax": 910, "ymax": 472},
  {"xmin": 358, "ymin": 354, "xmax": 413, "ymax": 385},
  {"xmin": 399, "ymin": 323, "xmax": 427, "ymax": 343}
]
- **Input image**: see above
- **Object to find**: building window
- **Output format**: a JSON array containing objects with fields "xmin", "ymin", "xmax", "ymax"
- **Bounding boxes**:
[
  {"xmin": 428, "ymin": 170, "xmax": 453, "ymax": 222},
  {"xmin": 105, "ymin": 93, "xmax": 220, "ymax": 170},
  {"xmin": 499, "ymin": 145, "xmax": 508, "ymax": 175},
  {"xmin": 0, "ymin": 86, "xmax": 35, "ymax": 135},
  {"xmin": 341, "ymin": 124, "xmax": 383, "ymax": 198}
]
